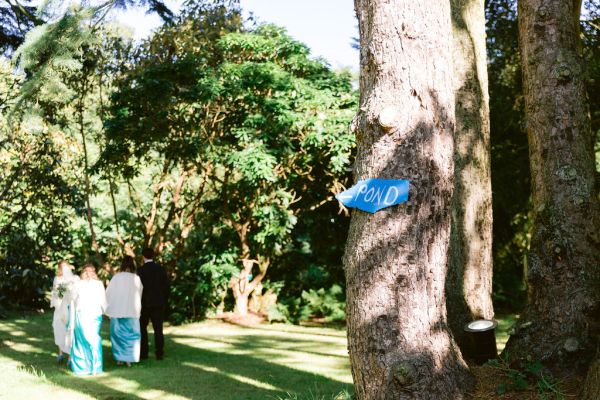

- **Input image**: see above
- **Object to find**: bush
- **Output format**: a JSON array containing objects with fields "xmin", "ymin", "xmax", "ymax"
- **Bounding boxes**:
[
  {"xmin": 269, "ymin": 284, "xmax": 346, "ymax": 324},
  {"xmin": 0, "ymin": 232, "xmax": 55, "ymax": 310},
  {"xmin": 299, "ymin": 284, "xmax": 346, "ymax": 322},
  {"xmin": 168, "ymin": 249, "xmax": 239, "ymax": 324},
  {"xmin": 267, "ymin": 302, "xmax": 291, "ymax": 323}
]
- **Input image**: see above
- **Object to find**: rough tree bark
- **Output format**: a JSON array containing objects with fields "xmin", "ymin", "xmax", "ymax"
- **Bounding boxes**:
[
  {"xmin": 446, "ymin": 0, "xmax": 495, "ymax": 352},
  {"xmin": 228, "ymin": 221, "xmax": 270, "ymax": 316},
  {"xmin": 503, "ymin": 0, "xmax": 600, "ymax": 376},
  {"xmin": 230, "ymin": 258, "xmax": 270, "ymax": 316},
  {"xmin": 345, "ymin": 1, "xmax": 472, "ymax": 398},
  {"xmin": 583, "ymin": 351, "xmax": 600, "ymax": 400}
]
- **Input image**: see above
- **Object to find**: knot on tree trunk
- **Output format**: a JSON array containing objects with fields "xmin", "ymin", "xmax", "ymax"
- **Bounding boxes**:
[
  {"xmin": 391, "ymin": 361, "xmax": 416, "ymax": 387},
  {"xmin": 377, "ymin": 107, "xmax": 399, "ymax": 132},
  {"xmin": 555, "ymin": 65, "xmax": 573, "ymax": 83},
  {"xmin": 556, "ymin": 165, "xmax": 578, "ymax": 181},
  {"xmin": 563, "ymin": 337, "xmax": 579, "ymax": 353}
]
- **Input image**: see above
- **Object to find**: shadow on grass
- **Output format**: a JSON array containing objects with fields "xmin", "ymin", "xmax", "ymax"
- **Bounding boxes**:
[
  {"xmin": 222, "ymin": 322, "xmax": 347, "ymax": 339},
  {"xmin": 0, "ymin": 313, "xmax": 353, "ymax": 400},
  {"xmin": 170, "ymin": 332, "xmax": 349, "ymax": 360}
]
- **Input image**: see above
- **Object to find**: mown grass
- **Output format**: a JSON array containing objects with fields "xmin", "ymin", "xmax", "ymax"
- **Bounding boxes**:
[
  {"xmin": 0, "ymin": 312, "xmax": 353, "ymax": 400},
  {"xmin": 0, "ymin": 312, "xmax": 516, "ymax": 399}
]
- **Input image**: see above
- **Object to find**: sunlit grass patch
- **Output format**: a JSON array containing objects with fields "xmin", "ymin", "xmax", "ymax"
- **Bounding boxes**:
[
  {"xmin": 0, "ymin": 311, "xmax": 518, "ymax": 399},
  {"xmin": 0, "ymin": 313, "xmax": 353, "ymax": 399}
]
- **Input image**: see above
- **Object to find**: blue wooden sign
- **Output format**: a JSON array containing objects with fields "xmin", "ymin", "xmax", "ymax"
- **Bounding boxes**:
[{"xmin": 335, "ymin": 179, "xmax": 410, "ymax": 213}]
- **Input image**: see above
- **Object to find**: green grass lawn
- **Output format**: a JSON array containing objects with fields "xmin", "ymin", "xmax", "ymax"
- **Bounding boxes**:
[
  {"xmin": 0, "ymin": 312, "xmax": 353, "ymax": 400},
  {"xmin": 0, "ymin": 312, "xmax": 516, "ymax": 400}
]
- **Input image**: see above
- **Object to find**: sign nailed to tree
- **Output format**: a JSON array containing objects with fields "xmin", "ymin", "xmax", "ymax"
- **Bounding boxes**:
[{"xmin": 335, "ymin": 179, "xmax": 410, "ymax": 213}]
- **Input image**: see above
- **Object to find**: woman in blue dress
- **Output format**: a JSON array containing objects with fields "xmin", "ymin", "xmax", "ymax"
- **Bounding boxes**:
[
  {"xmin": 66, "ymin": 264, "xmax": 106, "ymax": 376},
  {"xmin": 105, "ymin": 256, "xmax": 143, "ymax": 366}
]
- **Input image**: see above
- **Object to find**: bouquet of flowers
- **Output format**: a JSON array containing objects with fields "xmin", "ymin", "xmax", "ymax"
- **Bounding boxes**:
[{"xmin": 56, "ymin": 283, "xmax": 68, "ymax": 299}]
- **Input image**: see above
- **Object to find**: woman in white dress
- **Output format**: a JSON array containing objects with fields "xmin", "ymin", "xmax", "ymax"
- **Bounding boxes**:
[
  {"xmin": 50, "ymin": 260, "xmax": 79, "ymax": 363},
  {"xmin": 67, "ymin": 264, "xmax": 106, "ymax": 376},
  {"xmin": 105, "ymin": 256, "xmax": 143, "ymax": 366}
]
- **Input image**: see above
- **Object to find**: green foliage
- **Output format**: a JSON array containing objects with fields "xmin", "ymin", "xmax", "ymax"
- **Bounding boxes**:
[
  {"xmin": 582, "ymin": 0, "xmax": 600, "ymax": 173},
  {"xmin": 2, "ymin": 0, "xmax": 172, "ymax": 304},
  {"xmin": 486, "ymin": 0, "xmax": 600, "ymax": 311},
  {"xmin": 299, "ymin": 285, "xmax": 346, "ymax": 322},
  {"xmin": 490, "ymin": 358, "xmax": 565, "ymax": 399},
  {"xmin": 268, "ymin": 301, "xmax": 295, "ymax": 323},
  {"xmin": 103, "ymin": 2, "xmax": 356, "ymax": 318},
  {"xmin": 486, "ymin": 0, "xmax": 531, "ymax": 312},
  {"xmin": 492, "ymin": 208, "xmax": 532, "ymax": 309},
  {"xmin": 0, "ymin": 5, "xmax": 305, "ymax": 324},
  {"xmin": 0, "ymin": 0, "xmax": 357, "ymax": 318},
  {"xmin": 15, "ymin": 8, "xmax": 92, "ymax": 104},
  {"xmin": 268, "ymin": 284, "xmax": 346, "ymax": 324},
  {"xmin": 0, "ymin": 0, "xmax": 42, "ymax": 55},
  {"xmin": 199, "ymin": 251, "xmax": 240, "ymax": 298},
  {"xmin": 0, "ymin": 57, "xmax": 82, "ymax": 308}
]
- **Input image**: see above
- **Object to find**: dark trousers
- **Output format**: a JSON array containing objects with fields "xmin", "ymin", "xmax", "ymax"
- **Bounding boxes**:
[{"xmin": 140, "ymin": 306, "xmax": 164, "ymax": 358}]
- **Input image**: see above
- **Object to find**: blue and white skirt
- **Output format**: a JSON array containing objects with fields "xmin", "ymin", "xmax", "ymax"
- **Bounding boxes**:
[
  {"xmin": 69, "ymin": 311, "xmax": 103, "ymax": 375},
  {"xmin": 110, "ymin": 318, "xmax": 141, "ymax": 363}
]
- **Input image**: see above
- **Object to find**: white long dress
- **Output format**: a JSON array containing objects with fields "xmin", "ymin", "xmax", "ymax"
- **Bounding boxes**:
[{"xmin": 51, "ymin": 267, "xmax": 79, "ymax": 354}]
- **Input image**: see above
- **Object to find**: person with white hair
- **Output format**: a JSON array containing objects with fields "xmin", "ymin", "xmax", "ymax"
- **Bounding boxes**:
[{"xmin": 50, "ymin": 260, "xmax": 79, "ymax": 363}]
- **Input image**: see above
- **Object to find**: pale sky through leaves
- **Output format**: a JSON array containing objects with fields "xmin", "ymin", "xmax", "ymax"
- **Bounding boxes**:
[{"xmin": 115, "ymin": 0, "xmax": 359, "ymax": 72}]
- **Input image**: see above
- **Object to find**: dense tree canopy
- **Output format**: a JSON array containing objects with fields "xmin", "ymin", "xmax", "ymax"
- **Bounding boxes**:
[
  {"xmin": 0, "ymin": 0, "xmax": 598, "ymax": 342},
  {"xmin": 102, "ymin": 3, "xmax": 356, "ymax": 315},
  {"xmin": 1, "ymin": 0, "xmax": 356, "ymax": 321},
  {"xmin": 0, "ymin": 57, "xmax": 82, "ymax": 308}
]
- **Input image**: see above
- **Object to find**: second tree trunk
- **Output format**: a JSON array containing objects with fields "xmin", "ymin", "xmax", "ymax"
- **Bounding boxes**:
[
  {"xmin": 503, "ymin": 0, "xmax": 600, "ymax": 376},
  {"xmin": 447, "ymin": 0, "xmax": 495, "ymax": 351}
]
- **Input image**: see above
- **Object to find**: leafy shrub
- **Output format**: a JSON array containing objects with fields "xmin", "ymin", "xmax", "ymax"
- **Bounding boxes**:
[
  {"xmin": 168, "ymin": 249, "xmax": 239, "ymax": 324},
  {"xmin": 267, "ymin": 303, "xmax": 290, "ymax": 323},
  {"xmin": 299, "ymin": 284, "xmax": 346, "ymax": 322},
  {"xmin": 0, "ymin": 232, "xmax": 55, "ymax": 310},
  {"xmin": 270, "ymin": 284, "xmax": 346, "ymax": 324},
  {"xmin": 267, "ymin": 296, "xmax": 301, "ymax": 323}
]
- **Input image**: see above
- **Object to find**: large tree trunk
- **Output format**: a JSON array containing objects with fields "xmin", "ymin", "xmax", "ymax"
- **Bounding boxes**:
[
  {"xmin": 446, "ymin": 0, "xmax": 495, "ymax": 352},
  {"xmin": 503, "ymin": 0, "xmax": 600, "ymax": 376},
  {"xmin": 345, "ymin": 1, "xmax": 472, "ymax": 398},
  {"xmin": 583, "ymin": 352, "xmax": 600, "ymax": 400}
]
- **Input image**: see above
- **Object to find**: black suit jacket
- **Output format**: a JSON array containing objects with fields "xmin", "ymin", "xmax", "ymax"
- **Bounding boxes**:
[{"xmin": 138, "ymin": 261, "xmax": 169, "ymax": 308}]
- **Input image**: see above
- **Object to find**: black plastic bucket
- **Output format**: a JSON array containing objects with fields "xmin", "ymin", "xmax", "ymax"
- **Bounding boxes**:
[{"xmin": 463, "ymin": 319, "xmax": 498, "ymax": 365}]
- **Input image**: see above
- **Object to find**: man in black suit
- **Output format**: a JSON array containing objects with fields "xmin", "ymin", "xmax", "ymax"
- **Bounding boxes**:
[{"xmin": 138, "ymin": 247, "xmax": 169, "ymax": 360}]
